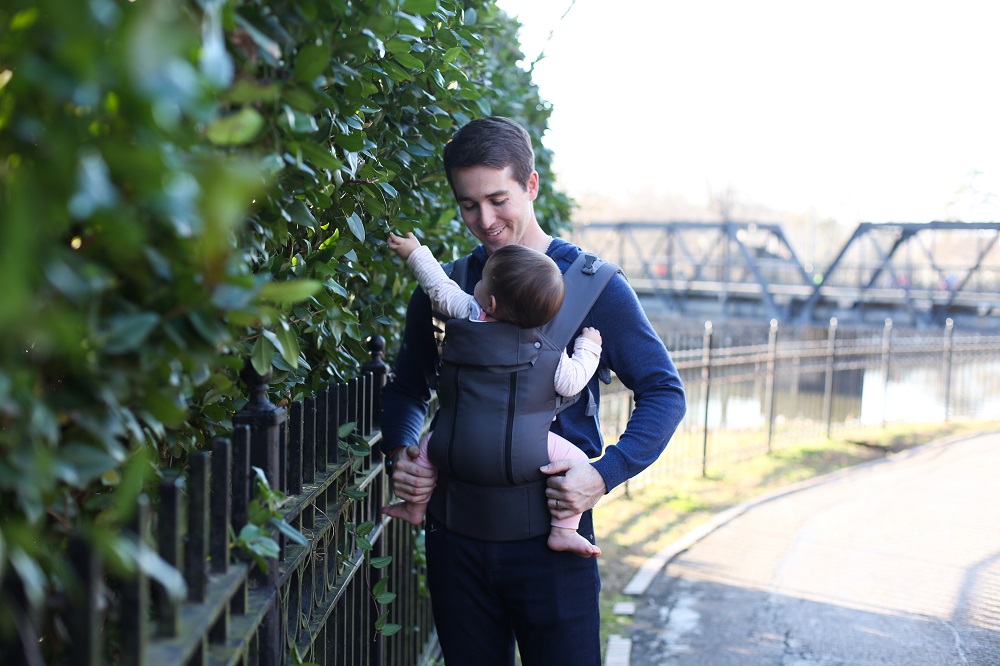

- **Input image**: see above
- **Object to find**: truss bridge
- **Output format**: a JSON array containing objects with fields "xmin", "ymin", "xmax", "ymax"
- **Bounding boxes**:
[{"xmin": 570, "ymin": 221, "xmax": 1000, "ymax": 330}]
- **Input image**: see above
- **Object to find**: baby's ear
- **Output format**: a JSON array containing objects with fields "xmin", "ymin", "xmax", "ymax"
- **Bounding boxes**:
[{"xmin": 486, "ymin": 294, "xmax": 497, "ymax": 314}]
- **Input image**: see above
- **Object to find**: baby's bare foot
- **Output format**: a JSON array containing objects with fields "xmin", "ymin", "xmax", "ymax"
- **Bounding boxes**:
[
  {"xmin": 382, "ymin": 502, "xmax": 425, "ymax": 526},
  {"xmin": 548, "ymin": 527, "xmax": 601, "ymax": 558}
]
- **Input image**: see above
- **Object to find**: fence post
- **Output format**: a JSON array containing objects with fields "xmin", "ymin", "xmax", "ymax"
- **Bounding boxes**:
[
  {"xmin": 234, "ymin": 360, "xmax": 288, "ymax": 493},
  {"xmin": 700, "ymin": 321, "xmax": 713, "ymax": 477},
  {"xmin": 362, "ymin": 335, "xmax": 390, "ymax": 429},
  {"xmin": 67, "ymin": 536, "xmax": 101, "ymax": 666},
  {"xmin": 943, "ymin": 318, "xmax": 955, "ymax": 421},
  {"xmin": 120, "ymin": 495, "xmax": 150, "ymax": 666},
  {"xmin": 880, "ymin": 318, "xmax": 893, "ymax": 427},
  {"xmin": 186, "ymin": 452, "xmax": 210, "ymax": 604},
  {"xmin": 764, "ymin": 319, "xmax": 778, "ymax": 454},
  {"xmin": 822, "ymin": 318, "xmax": 838, "ymax": 439},
  {"xmin": 156, "ymin": 478, "xmax": 181, "ymax": 638},
  {"xmin": 211, "ymin": 439, "xmax": 232, "ymax": 576},
  {"xmin": 233, "ymin": 360, "xmax": 287, "ymax": 666}
]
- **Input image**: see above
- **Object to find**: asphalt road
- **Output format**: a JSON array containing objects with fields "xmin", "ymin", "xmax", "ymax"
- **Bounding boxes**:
[{"xmin": 628, "ymin": 431, "xmax": 1000, "ymax": 666}]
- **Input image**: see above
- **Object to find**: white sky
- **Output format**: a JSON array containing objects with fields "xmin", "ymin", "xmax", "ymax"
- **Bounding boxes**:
[{"xmin": 494, "ymin": 0, "xmax": 1000, "ymax": 224}]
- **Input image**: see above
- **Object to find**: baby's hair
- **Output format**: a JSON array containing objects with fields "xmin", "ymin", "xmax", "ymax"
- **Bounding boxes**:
[{"xmin": 484, "ymin": 245, "xmax": 564, "ymax": 328}]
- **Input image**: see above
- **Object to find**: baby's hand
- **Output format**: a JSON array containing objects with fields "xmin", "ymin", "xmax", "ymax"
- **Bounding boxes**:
[
  {"xmin": 387, "ymin": 232, "xmax": 421, "ymax": 259},
  {"xmin": 580, "ymin": 326, "xmax": 602, "ymax": 346}
]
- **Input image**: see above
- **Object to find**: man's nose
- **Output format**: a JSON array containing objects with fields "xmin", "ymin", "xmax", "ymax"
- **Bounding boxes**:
[{"xmin": 479, "ymin": 205, "xmax": 495, "ymax": 228}]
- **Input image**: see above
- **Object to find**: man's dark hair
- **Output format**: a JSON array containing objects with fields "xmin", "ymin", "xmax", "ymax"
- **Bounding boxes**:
[
  {"xmin": 443, "ymin": 116, "xmax": 535, "ymax": 191},
  {"xmin": 483, "ymin": 245, "xmax": 563, "ymax": 328}
]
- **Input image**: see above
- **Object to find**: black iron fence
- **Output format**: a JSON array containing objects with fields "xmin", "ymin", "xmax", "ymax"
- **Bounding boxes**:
[
  {"xmin": 602, "ymin": 317, "xmax": 1000, "ymax": 496},
  {"xmin": 16, "ymin": 318, "xmax": 1000, "ymax": 665},
  {"xmin": 40, "ymin": 337, "xmax": 436, "ymax": 666}
]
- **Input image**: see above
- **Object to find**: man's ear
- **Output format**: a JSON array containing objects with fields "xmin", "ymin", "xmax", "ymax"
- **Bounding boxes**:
[{"xmin": 526, "ymin": 171, "xmax": 539, "ymax": 201}]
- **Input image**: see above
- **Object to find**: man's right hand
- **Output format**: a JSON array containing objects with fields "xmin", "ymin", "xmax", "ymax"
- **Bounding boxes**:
[{"xmin": 389, "ymin": 444, "xmax": 436, "ymax": 503}]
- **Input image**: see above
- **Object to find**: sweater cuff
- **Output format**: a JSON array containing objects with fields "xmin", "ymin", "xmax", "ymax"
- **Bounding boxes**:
[
  {"xmin": 592, "ymin": 447, "xmax": 628, "ymax": 494},
  {"xmin": 573, "ymin": 336, "xmax": 602, "ymax": 357}
]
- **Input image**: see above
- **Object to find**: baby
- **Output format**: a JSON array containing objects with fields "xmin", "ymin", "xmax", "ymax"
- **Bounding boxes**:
[{"xmin": 384, "ymin": 232, "xmax": 603, "ymax": 558}]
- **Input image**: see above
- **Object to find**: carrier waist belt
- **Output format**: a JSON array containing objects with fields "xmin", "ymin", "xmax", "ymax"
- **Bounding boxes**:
[{"xmin": 427, "ymin": 475, "xmax": 551, "ymax": 542}]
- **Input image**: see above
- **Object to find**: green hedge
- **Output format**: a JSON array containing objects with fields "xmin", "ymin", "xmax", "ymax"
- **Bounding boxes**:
[{"xmin": 0, "ymin": 0, "xmax": 570, "ymax": 654}]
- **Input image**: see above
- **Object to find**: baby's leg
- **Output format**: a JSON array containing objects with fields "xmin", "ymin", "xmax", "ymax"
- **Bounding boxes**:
[
  {"xmin": 382, "ymin": 432, "xmax": 433, "ymax": 526},
  {"xmin": 546, "ymin": 432, "xmax": 601, "ymax": 558}
]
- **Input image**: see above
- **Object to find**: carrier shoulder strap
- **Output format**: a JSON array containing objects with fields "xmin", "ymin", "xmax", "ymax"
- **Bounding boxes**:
[
  {"xmin": 545, "ymin": 252, "xmax": 621, "ymax": 416},
  {"xmin": 544, "ymin": 252, "xmax": 620, "ymax": 350}
]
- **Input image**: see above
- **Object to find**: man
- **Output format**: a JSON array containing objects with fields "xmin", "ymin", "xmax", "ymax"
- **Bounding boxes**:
[{"xmin": 380, "ymin": 116, "xmax": 686, "ymax": 665}]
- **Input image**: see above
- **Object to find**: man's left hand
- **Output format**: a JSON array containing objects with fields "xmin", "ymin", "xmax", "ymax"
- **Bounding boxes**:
[{"xmin": 540, "ymin": 459, "xmax": 607, "ymax": 519}]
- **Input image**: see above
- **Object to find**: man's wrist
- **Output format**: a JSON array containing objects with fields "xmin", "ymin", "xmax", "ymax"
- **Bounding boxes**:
[{"xmin": 384, "ymin": 446, "xmax": 405, "ymax": 476}]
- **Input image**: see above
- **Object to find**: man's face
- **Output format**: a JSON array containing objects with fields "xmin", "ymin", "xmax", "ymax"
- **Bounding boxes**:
[{"xmin": 450, "ymin": 164, "xmax": 539, "ymax": 254}]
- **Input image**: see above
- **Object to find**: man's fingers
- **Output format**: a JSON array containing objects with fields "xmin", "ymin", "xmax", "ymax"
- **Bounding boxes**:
[{"xmin": 540, "ymin": 459, "xmax": 573, "ymax": 476}]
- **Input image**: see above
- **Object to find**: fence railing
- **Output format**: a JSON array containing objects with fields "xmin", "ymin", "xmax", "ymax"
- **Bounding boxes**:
[
  {"xmin": 37, "ymin": 337, "xmax": 436, "ymax": 666},
  {"xmin": 16, "ymin": 318, "xmax": 1000, "ymax": 664},
  {"xmin": 603, "ymin": 317, "xmax": 1000, "ymax": 497}
]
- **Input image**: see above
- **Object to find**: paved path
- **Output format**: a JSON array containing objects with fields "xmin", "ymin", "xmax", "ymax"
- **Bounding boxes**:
[{"xmin": 627, "ymin": 432, "xmax": 1000, "ymax": 665}]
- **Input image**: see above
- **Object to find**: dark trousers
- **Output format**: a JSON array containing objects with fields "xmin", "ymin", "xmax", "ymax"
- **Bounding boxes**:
[{"xmin": 424, "ymin": 512, "xmax": 602, "ymax": 666}]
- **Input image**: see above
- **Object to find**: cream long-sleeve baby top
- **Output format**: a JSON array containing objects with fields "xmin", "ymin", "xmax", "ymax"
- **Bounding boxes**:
[{"xmin": 406, "ymin": 244, "xmax": 602, "ymax": 397}]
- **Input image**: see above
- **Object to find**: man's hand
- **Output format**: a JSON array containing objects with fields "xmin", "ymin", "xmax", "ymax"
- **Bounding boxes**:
[
  {"xmin": 540, "ymin": 458, "xmax": 607, "ymax": 519},
  {"xmin": 389, "ymin": 444, "xmax": 436, "ymax": 504},
  {"xmin": 387, "ymin": 232, "xmax": 422, "ymax": 260}
]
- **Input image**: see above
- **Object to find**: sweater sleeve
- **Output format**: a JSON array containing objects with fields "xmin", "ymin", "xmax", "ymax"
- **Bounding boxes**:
[
  {"xmin": 588, "ymin": 275, "xmax": 687, "ymax": 493},
  {"xmin": 379, "ymin": 287, "xmax": 437, "ymax": 456},
  {"xmin": 552, "ymin": 336, "xmax": 602, "ymax": 397},
  {"xmin": 406, "ymin": 245, "xmax": 475, "ymax": 320}
]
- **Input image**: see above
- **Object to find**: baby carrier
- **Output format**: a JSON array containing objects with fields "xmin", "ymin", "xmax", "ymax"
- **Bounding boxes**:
[{"xmin": 426, "ymin": 251, "xmax": 620, "ymax": 541}]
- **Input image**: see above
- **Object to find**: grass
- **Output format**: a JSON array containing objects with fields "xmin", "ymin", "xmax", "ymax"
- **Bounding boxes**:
[{"xmin": 592, "ymin": 420, "xmax": 998, "ymax": 650}]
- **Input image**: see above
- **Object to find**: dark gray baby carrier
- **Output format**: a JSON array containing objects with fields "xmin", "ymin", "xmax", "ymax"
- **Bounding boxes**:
[{"xmin": 426, "ymin": 252, "xmax": 620, "ymax": 541}]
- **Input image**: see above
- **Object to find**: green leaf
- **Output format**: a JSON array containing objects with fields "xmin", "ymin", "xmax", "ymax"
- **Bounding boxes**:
[
  {"xmin": 251, "ymin": 336, "xmax": 275, "ymax": 374},
  {"xmin": 394, "ymin": 52, "xmax": 424, "ymax": 71},
  {"xmin": 294, "ymin": 141, "xmax": 343, "ymax": 171},
  {"xmin": 268, "ymin": 517, "xmax": 309, "ymax": 546},
  {"xmin": 346, "ymin": 212, "xmax": 366, "ymax": 242},
  {"xmin": 9, "ymin": 547, "xmax": 46, "ymax": 609},
  {"xmin": 206, "ymin": 108, "xmax": 265, "ymax": 145},
  {"xmin": 338, "ymin": 421, "xmax": 357, "ymax": 438},
  {"xmin": 259, "ymin": 280, "xmax": 322, "ymax": 305},
  {"xmin": 134, "ymin": 540, "xmax": 187, "ymax": 603},
  {"xmin": 333, "ymin": 132, "xmax": 366, "ymax": 152},
  {"xmin": 355, "ymin": 521, "xmax": 375, "ymax": 537},
  {"xmin": 370, "ymin": 556, "xmax": 393, "ymax": 569},
  {"xmin": 260, "ymin": 329, "xmax": 286, "ymax": 360},
  {"xmin": 384, "ymin": 38, "xmax": 411, "ymax": 55},
  {"xmin": 443, "ymin": 46, "xmax": 466, "ymax": 65},
  {"xmin": 101, "ymin": 312, "xmax": 160, "ymax": 354},
  {"xmin": 380, "ymin": 623, "xmax": 403, "ymax": 637},
  {"xmin": 286, "ymin": 199, "xmax": 318, "ymax": 230},
  {"xmin": 274, "ymin": 325, "xmax": 301, "ymax": 369},
  {"xmin": 295, "ymin": 44, "xmax": 329, "ymax": 83},
  {"xmin": 376, "ymin": 591, "xmax": 397, "ymax": 603},
  {"xmin": 403, "ymin": 0, "xmax": 437, "ymax": 14},
  {"xmin": 54, "ymin": 444, "xmax": 119, "ymax": 487}
]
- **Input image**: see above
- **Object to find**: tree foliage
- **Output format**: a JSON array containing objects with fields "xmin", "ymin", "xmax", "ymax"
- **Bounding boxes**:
[{"xmin": 0, "ymin": 0, "xmax": 570, "ymax": 656}]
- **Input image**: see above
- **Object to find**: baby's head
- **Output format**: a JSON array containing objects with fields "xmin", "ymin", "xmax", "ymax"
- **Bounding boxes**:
[{"xmin": 475, "ymin": 245, "xmax": 564, "ymax": 328}]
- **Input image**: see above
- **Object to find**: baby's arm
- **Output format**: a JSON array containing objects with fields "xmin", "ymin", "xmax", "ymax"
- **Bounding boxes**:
[
  {"xmin": 389, "ymin": 233, "xmax": 474, "ymax": 319},
  {"xmin": 552, "ymin": 327, "xmax": 603, "ymax": 396}
]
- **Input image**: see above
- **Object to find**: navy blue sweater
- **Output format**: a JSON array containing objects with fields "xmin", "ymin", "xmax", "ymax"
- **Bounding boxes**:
[{"xmin": 379, "ymin": 238, "xmax": 687, "ymax": 494}]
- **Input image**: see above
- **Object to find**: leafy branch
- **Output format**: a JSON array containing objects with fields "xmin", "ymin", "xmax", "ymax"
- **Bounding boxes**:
[{"xmin": 233, "ymin": 466, "xmax": 309, "ymax": 573}]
